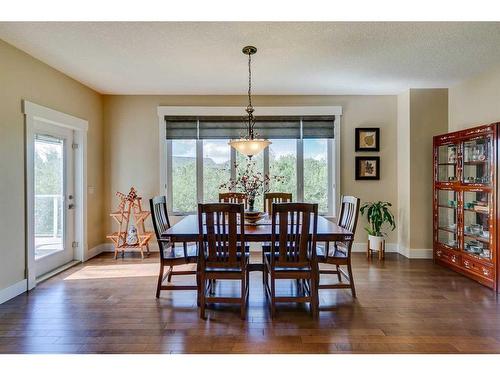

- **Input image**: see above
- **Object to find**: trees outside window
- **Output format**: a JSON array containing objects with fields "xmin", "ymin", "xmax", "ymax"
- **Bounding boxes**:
[
  {"xmin": 172, "ymin": 140, "xmax": 197, "ymax": 213},
  {"xmin": 304, "ymin": 139, "xmax": 328, "ymax": 213},
  {"xmin": 169, "ymin": 138, "xmax": 333, "ymax": 215},
  {"xmin": 203, "ymin": 139, "xmax": 231, "ymax": 203},
  {"xmin": 269, "ymin": 139, "xmax": 296, "ymax": 197}
]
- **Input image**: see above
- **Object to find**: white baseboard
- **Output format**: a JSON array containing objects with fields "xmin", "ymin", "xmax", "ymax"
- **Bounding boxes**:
[
  {"xmin": 0, "ymin": 279, "xmax": 27, "ymax": 305},
  {"xmin": 87, "ymin": 242, "xmax": 433, "ymax": 260},
  {"xmin": 352, "ymin": 242, "xmax": 399, "ymax": 253},
  {"xmin": 407, "ymin": 248, "xmax": 433, "ymax": 259},
  {"xmin": 86, "ymin": 242, "xmax": 160, "ymax": 260},
  {"xmin": 397, "ymin": 245, "xmax": 433, "ymax": 259},
  {"xmin": 354, "ymin": 243, "xmax": 432, "ymax": 259},
  {"xmin": 85, "ymin": 243, "xmax": 110, "ymax": 261}
]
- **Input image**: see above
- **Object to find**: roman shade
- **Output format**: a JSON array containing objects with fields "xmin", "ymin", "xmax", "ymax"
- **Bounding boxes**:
[{"xmin": 165, "ymin": 115, "xmax": 335, "ymax": 140}]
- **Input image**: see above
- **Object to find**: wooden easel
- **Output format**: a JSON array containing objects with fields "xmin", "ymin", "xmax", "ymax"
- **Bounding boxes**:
[{"xmin": 107, "ymin": 187, "xmax": 153, "ymax": 259}]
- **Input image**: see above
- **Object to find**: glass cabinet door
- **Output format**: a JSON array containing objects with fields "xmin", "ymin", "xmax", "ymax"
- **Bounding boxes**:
[
  {"xmin": 462, "ymin": 135, "xmax": 492, "ymax": 185},
  {"xmin": 436, "ymin": 189, "xmax": 458, "ymax": 249},
  {"xmin": 463, "ymin": 190, "xmax": 492, "ymax": 261},
  {"xmin": 436, "ymin": 144, "xmax": 458, "ymax": 182}
]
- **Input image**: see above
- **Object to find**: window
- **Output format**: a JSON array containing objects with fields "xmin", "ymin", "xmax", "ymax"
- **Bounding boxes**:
[
  {"xmin": 165, "ymin": 115, "xmax": 336, "ymax": 215},
  {"xmin": 171, "ymin": 140, "xmax": 197, "ymax": 213},
  {"xmin": 269, "ymin": 139, "xmax": 297, "ymax": 195},
  {"xmin": 304, "ymin": 139, "xmax": 328, "ymax": 213},
  {"xmin": 203, "ymin": 139, "xmax": 231, "ymax": 203}
]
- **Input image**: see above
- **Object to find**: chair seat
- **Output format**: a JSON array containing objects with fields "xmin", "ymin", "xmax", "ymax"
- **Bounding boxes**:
[
  {"xmin": 204, "ymin": 252, "xmax": 249, "ymax": 272},
  {"xmin": 162, "ymin": 243, "xmax": 198, "ymax": 259},
  {"xmin": 264, "ymin": 253, "xmax": 312, "ymax": 271},
  {"xmin": 316, "ymin": 243, "xmax": 348, "ymax": 260}
]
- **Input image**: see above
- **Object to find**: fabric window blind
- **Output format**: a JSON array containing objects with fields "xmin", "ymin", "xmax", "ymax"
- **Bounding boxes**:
[
  {"xmin": 165, "ymin": 117, "xmax": 198, "ymax": 139},
  {"xmin": 302, "ymin": 116, "xmax": 335, "ymax": 138},
  {"xmin": 165, "ymin": 115, "xmax": 334, "ymax": 140}
]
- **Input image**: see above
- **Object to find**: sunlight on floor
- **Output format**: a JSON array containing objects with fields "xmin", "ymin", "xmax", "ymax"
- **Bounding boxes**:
[{"xmin": 64, "ymin": 263, "xmax": 158, "ymax": 280}]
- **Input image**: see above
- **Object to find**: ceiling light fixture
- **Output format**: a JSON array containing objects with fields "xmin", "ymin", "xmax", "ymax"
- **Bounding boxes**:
[{"xmin": 229, "ymin": 45, "xmax": 271, "ymax": 158}]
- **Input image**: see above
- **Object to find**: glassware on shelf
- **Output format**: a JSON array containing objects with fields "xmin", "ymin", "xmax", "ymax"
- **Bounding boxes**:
[
  {"xmin": 463, "ymin": 138, "xmax": 491, "ymax": 184},
  {"xmin": 437, "ymin": 144, "xmax": 458, "ymax": 182}
]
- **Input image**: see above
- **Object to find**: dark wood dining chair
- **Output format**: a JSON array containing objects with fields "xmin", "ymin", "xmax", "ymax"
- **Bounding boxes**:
[
  {"xmin": 261, "ymin": 192, "xmax": 293, "ymax": 263},
  {"xmin": 197, "ymin": 203, "xmax": 249, "ymax": 320},
  {"xmin": 263, "ymin": 202, "xmax": 319, "ymax": 318},
  {"xmin": 317, "ymin": 195, "xmax": 360, "ymax": 298},
  {"xmin": 219, "ymin": 192, "xmax": 248, "ymax": 209},
  {"xmin": 150, "ymin": 196, "xmax": 198, "ymax": 298},
  {"xmin": 264, "ymin": 192, "xmax": 292, "ymax": 215}
]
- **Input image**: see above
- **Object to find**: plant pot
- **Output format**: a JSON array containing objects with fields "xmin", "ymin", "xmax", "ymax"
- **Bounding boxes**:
[{"xmin": 368, "ymin": 234, "xmax": 385, "ymax": 251}]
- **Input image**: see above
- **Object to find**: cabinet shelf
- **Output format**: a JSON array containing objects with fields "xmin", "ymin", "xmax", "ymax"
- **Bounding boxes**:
[
  {"xmin": 464, "ymin": 161, "xmax": 488, "ymax": 165},
  {"xmin": 463, "ymin": 233, "xmax": 490, "ymax": 244},
  {"xmin": 438, "ymin": 226, "xmax": 457, "ymax": 234},
  {"xmin": 438, "ymin": 204, "xmax": 456, "ymax": 209}
]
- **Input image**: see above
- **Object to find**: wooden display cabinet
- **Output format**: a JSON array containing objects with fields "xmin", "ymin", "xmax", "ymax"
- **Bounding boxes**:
[{"xmin": 433, "ymin": 123, "xmax": 499, "ymax": 291}]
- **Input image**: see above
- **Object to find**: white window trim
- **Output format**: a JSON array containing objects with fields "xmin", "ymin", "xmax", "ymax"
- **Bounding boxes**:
[
  {"xmin": 157, "ymin": 106, "xmax": 342, "ymax": 216},
  {"xmin": 23, "ymin": 100, "xmax": 88, "ymax": 291}
]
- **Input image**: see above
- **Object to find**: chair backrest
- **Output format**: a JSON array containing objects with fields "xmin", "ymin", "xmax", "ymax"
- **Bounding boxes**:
[
  {"xmin": 264, "ymin": 192, "xmax": 292, "ymax": 215},
  {"xmin": 270, "ymin": 202, "xmax": 318, "ymax": 268},
  {"xmin": 149, "ymin": 196, "xmax": 171, "ymax": 260},
  {"xmin": 219, "ymin": 192, "xmax": 248, "ymax": 208},
  {"xmin": 337, "ymin": 195, "xmax": 360, "ymax": 235},
  {"xmin": 198, "ymin": 203, "xmax": 246, "ymax": 268}
]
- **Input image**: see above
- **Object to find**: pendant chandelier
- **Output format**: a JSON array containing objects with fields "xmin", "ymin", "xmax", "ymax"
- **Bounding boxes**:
[{"xmin": 229, "ymin": 45, "xmax": 271, "ymax": 157}]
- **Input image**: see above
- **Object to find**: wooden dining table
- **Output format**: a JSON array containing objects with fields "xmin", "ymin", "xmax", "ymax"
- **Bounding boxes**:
[{"xmin": 161, "ymin": 214, "xmax": 354, "ymax": 271}]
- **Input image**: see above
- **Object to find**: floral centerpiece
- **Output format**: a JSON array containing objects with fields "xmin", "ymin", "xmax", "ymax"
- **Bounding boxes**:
[{"xmin": 219, "ymin": 159, "xmax": 285, "ymax": 212}]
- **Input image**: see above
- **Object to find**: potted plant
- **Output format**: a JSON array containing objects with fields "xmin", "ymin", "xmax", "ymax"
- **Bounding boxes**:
[{"xmin": 360, "ymin": 201, "xmax": 396, "ymax": 251}]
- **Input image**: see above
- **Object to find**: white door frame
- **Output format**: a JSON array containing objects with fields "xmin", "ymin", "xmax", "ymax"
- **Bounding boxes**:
[
  {"xmin": 157, "ymin": 105, "xmax": 342, "ymax": 216},
  {"xmin": 23, "ymin": 100, "xmax": 88, "ymax": 290}
]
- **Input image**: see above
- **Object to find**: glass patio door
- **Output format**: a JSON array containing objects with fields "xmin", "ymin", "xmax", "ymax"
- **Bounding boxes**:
[{"xmin": 34, "ymin": 121, "xmax": 75, "ymax": 278}]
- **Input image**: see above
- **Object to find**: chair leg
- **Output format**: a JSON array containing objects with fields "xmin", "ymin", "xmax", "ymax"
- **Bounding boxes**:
[
  {"xmin": 347, "ymin": 261, "xmax": 356, "ymax": 298},
  {"xmin": 262, "ymin": 251, "xmax": 266, "ymax": 284},
  {"xmin": 336, "ymin": 265, "xmax": 342, "ymax": 282},
  {"xmin": 270, "ymin": 275, "xmax": 276, "ymax": 318},
  {"xmin": 240, "ymin": 275, "xmax": 246, "ymax": 320},
  {"xmin": 156, "ymin": 264, "xmax": 164, "ymax": 298},
  {"xmin": 199, "ymin": 276, "xmax": 206, "ymax": 319},
  {"xmin": 310, "ymin": 275, "xmax": 318, "ymax": 319},
  {"xmin": 166, "ymin": 265, "xmax": 174, "ymax": 282},
  {"xmin": 196, "ymin": 266, "xmax": 201, "ymax": 307}
]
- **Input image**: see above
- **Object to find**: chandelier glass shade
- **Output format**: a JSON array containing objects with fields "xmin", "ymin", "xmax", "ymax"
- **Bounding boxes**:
[{"xmin": 228, "ymin": 45, "xmax": 271, "ymax": 157}]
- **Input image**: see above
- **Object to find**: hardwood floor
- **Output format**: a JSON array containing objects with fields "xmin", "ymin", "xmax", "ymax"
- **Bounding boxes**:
[{"xmin": 1, "ymin": 252, "xmax": 500, "ymax": 354}]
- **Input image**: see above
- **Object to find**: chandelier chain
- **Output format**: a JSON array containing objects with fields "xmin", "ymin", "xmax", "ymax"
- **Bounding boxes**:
[{"xmin": 248, "ymin": 52, "xmax": 252, "ymax": 108}]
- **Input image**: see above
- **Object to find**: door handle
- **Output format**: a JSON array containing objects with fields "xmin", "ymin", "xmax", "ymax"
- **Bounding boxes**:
[{"xmin": 68, "ymin": 204, "xmax": 75, "ymax": 209}]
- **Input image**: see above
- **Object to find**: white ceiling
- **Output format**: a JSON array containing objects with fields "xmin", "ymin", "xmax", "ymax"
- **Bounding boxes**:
[{"xmin": 1, "ymin": 22, "xmax": 500, "ymax": 95}]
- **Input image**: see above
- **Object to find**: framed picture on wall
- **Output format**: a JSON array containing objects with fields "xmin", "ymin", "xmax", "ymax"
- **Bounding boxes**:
[
  {"xmin": 355, "ymin": 156, "xmax": 380, "ymax": 180},
  {"xmin": 355, "ymin": 127, "xmax": 380, "ymax": 152}
]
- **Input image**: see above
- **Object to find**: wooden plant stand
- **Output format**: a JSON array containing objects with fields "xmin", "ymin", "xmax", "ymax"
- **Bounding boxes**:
[
  {"xmin": 106, "ymin": 187, "xmax": 153, "ymax": 259},
  {"xmin": 367, "ymin": 239, "xmax": 385, "ymax": 261}
]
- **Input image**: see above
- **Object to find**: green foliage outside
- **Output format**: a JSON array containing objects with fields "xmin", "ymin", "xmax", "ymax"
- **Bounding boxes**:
[
  {"xmin": 172, "ymin": 151, "xmax": 328, "ymax": 213},
  {"xmin": 34, "ymin": 145, "xmax": 63, "ymax": 236}
]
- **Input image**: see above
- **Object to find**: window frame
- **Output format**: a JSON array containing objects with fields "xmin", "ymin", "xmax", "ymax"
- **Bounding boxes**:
[{"xmin": 158, "ymin": 106, "xmax": 342, "ymax": 217}]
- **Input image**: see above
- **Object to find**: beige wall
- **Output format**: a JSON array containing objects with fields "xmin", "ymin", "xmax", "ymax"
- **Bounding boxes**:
[
  {"xmin": 103, "ymin": 95, "xmax": 398, "ymax": 245},
  {"xmin": 397, "ymin": 91, "xmax": 410, "ymax": 252},
  {"xmin": 397, "ymin": 89, "xmax": 448, "ymax": 255},
  {"xmin": 449, "ymin": 64, "xmax": 500, "ymax": 131},
  {"xmin": 409, "ymin": 89, "xmax": 448, "ymax": 249},
  {"xmin": 0, "ymin": 39, "xmax": 105, "ymax": 290}
]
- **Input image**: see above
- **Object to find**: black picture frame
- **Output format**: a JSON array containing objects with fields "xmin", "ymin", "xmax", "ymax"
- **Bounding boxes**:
[
  {"xmin": 355, "ymin": 128, "xmax": 380, "ymax": 152},
  {"xmin": 355, "ymin": 156, "xmax": 380, "ymax": 180}
]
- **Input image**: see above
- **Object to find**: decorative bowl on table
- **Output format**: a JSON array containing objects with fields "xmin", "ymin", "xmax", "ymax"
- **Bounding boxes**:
[{"xmin": 244, "ymin": 210, "xmax": 264, "ymax": 224}]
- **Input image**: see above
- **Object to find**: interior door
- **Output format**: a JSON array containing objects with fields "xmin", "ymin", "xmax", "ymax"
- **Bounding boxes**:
[{"xmin": 33, "ymin": 120, "xmax": 75, "ymax": 278}]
